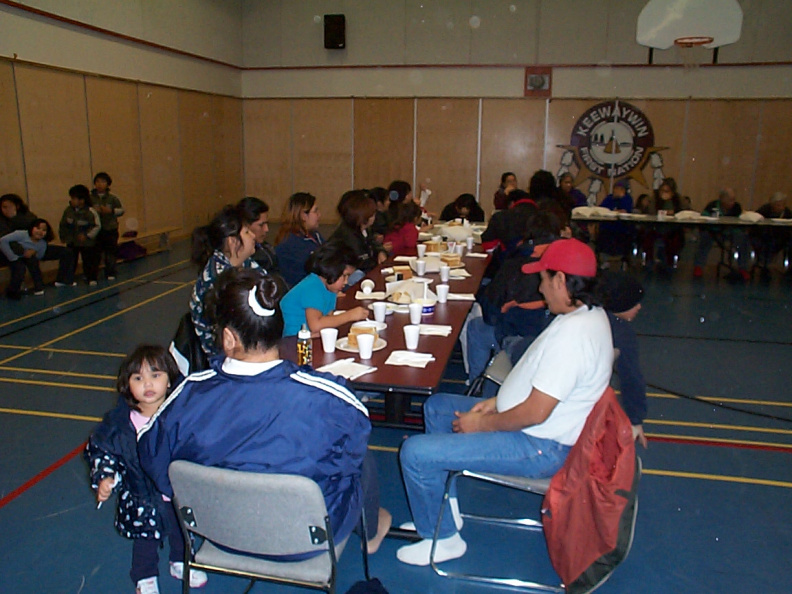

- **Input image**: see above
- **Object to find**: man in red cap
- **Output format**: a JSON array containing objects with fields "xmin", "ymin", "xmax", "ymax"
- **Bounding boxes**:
[{"xmin": 397, "ymin": 239, "xmax": 614, "ymax": 567}]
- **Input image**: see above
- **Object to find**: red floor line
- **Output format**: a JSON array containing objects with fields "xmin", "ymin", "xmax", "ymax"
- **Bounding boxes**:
[
  {"xmin": 649, "ymin": 436, "xmax": 792, "ymax": 453},
  {"xmin": 0, "ymin": 442, "xmax": 86, "ymax": 510}
]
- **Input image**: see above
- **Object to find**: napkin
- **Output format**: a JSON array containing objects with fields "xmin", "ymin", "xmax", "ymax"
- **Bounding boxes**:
[
  {"xmin": 418, "ymin": 324, "xmax": 453, "ymax": 337},
  {"xmin": 355, "ymin": 291, "xmax": 387, "ymax": 301},
  {"xmin": 449, "ymin": 269, "xmax": 471, "ymax": 279},
  {"xmin": 385, "ymin": 351, "xmax": 436, "ymax": 368},
  {"xmin": 316, "ymin": 358, "xmax": 378, "ymax": 380},
  {"xmin": 674, "ymin": 210, "xmax": 703, "ymax": 220},
  {"xmin": 447, "ymin": 293, "xmax": 475, "ymax": 301},
  {"xmin": 393, "ymin": 256, "xmax": 416, "ymax": 263},
  {"xmin": 465, "ymin": 253, "xmax": 488, "ymax": 258},
  {"xmin": 739, "ymin": 211, "xmax": 764, "ymax": 223}
]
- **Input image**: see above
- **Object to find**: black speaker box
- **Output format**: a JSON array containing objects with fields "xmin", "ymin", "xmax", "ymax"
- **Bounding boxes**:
[{"xmin": 324, "ymin": 14, "xmax": 346, "ymax": 49}]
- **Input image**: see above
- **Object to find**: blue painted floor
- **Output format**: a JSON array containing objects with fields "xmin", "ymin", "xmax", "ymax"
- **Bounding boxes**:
[{"xmin": 0, "ymin": 241, "xmax": 790, "ymax": 593}]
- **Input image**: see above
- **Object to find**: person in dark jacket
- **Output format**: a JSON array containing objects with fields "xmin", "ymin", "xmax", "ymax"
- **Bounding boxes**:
[
  {"xmin": 139, "ymin": 268, "xmax": 391, "ymax": 556},
  {"xmin": 274, "ymin": 192, "xmax": 324, "ymax": 288},
  {"xmin": 329, "ymin": 190, "xmax": 388, "ymax": 286},
  {"xmin": 85, "ymin": 345, "xmax": 207, "ymax": 594},
  {"xmin": 91, "ymin": 172, "xmax": 124, "ymax": 280},
  {"xmin": 238, "ymin": 196, "xmax": 279, "ymax": 274},
  {"xmin": 59, "ymin": 184, "xmax": 102, "ymax": 285},
  {"xmin": 693, "ymin": 187, "xmax": 750, "ymax": 280},
  {"xmin": 439, "ymin": 193, "xmax": 485, "ymax": 223}
]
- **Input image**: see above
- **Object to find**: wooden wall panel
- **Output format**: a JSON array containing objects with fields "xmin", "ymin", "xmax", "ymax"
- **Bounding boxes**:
[
  {"xmin": 86, "ymin": 77, "xmax": 143, "ymax": 233},
  {"xmin": 353, "ymin": 99, "xmax": 414, "ymax": 190},
  {"xmin": 684, "ymin": 101, "xmax": 762, "ymax": 210},
  {"xmin": 632, "ymin": 100, "xmax": 688, "ymax": 198},
  {"xmin": 243, "ymin": 100, "xmax": 292, "ymax": 220},
  {"xmin": 15, "ymin": 65, "xmax": 91, "ymax": 226},
  {"xmin": 415, "ymin": 99, "xmax": 479, "ymax": 215},
  {"xmin": 179, "ymin": 91, "xmax": 219, "ymax": 230},
  {"xmin": 212, "ymin": 96, "xmax": 244, "ymax": 205},
  {"xmin": 754, "ymin": 102, "xmax": 792, "ymax": 210},
  {"xmin": 480, "ymin": 99, "xmax": 546, "ymax": 216},
  {"xmin": 291, "ymin": 99, "xmax": 353, "ymax": 224},
  {"xmin": 138, "ymin": 85, "xmax": 182, "ymax": 233},
  {"xmin": 0, "ymin": 63, "xmax": 26, "ymax": 199}
]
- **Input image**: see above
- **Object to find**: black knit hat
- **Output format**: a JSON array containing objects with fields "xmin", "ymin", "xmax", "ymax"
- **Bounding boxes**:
[{"xmin": 599, "ymin": 271, "xmax": 644, "ymax": 314}]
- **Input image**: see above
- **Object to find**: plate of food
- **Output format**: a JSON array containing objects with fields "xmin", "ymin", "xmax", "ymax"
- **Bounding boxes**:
[
  {"xmin": 351, "ymin": 320, "xmax": 387, "ymax": 332},
  {"xmin": 336, "ymin": 337, "xmax": 387, "ymax": 354}
]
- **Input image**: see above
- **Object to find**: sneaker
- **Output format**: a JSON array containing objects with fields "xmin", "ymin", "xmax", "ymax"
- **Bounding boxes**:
[
  {"xmin": 89, "ymin": 280, "xmax": 98, "ymax": 286},
  {"xmin": 169, "ymin": 562, "xmax": 208, "ymax": 588},
  {"xmin": 54, "ymin": 282, "xmax": 77, "ymax": 287},
  {"xmin": 396, "ymin": 533, "xmax": 467, "ymax": 566},
  {"xmin": 693, "ymin": 266, "xmax": 703, "ymax": 277},
  {"xmin": 135, "ymin": 576, "xmax": 160, "ymax": 594},
  {"xmin": 107, "ymin": 275, "xmax": 116, "ymax": 281},
  {"xmin": 33, "ymin": 290, "xmax": 45, "ymax": 296}
]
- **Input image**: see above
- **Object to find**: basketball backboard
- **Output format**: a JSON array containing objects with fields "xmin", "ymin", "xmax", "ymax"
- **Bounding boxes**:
[{"xmin": 636, "ymin": 0, "xmax": 743, "ymax": 50}]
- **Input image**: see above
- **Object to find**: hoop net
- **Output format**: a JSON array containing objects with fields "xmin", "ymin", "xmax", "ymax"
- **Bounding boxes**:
[{"xmin": 674, "ymin": 37, "xmax": 712, "ymax": 72}]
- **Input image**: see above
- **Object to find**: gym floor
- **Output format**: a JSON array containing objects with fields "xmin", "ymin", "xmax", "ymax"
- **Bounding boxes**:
[{"xmin": 0, "ymin": 238, "xmax": 790, "ymax": 593}]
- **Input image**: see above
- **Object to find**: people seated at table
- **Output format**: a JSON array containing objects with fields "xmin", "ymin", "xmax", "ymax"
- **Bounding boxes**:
[
  {"xmin": 280, "ymin": 242, "xmax": 369, "ymax": 337},
  {"xmin": 190, "ymin": 205, "xmax": 258, "ymax": 356},
  {"xmin": 559, "ymin": 172, "xmax": 590, "ymax": 242},
  {"xmin": 596, "ymin": 179, "xmax": 635, "ymax": 266},
  {"xmin": 750, "ymin": 192, "xmax": 792, "ymax": 278},
  {"xmin": 383, "ymin": 200, "xmax": 421, "ymax": 257},
  {"xmin": 493, "ymin": 171, "xmax": 517, "ymax": 210},
  {"xmin": 439, "ymin": 193, "xmax": 485, "ymax": 223},
  {"xmin": 274, "ymin": 192, "xmax": 324, "ymax": 288},
  {"xmin": 597, "ymin": 271, "xmax": 649, "ymax": 448},
  {"xmin": 139, "ymin": 267, "xmax": 391, "ymax": 556},
  {"xmin": 368, "ymin": 186, "xmax": 390, "ymax": 241},
  {"xmin": 642, "ymin": 177, "xmax": 686, "ymax": 269},
  {"xmin": 693, "ymin": 188, "xmax": 750, "ymax": 280},
  {"xmin": 329, "ymin": 190, "xmax": 388, "ymax": 286},
  {"xmin": 396, "ymin": 239, "xmax": 613, "ymax": 566},
  {"xmin": 238, "ymin": 196, "xmax": 279, "ymax": 275}
]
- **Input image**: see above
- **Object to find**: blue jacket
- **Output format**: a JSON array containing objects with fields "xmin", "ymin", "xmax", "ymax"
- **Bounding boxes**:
[
  {"xmin": 275, "ymin": 231, "xmax": 324, "ymax": 288},
  {"xmin": 138, "ymin": 358, "xmax": 371, "ymax": 546}
]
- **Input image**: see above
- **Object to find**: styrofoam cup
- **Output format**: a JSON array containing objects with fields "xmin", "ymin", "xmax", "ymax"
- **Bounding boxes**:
[
  {"xmin": 415, "ymin": 259, "xmax": 426, "ymax": 276},
  {"xmin": 404, "ymin": 325, "xmax": 420, "ymax": 349},
  {"xmin": 373, "ymin": 302, "xmax": 388, "ymax": 323},
  {"xmin": 440, "ymin": 265, "xmax": 450, "ymax": 282},
  {"xmin": 409, "ymin": 302, "xmax": 423, "ymax": 325},
  {"xmin": 361, "ymin": 279, "xmax": 375, "ymax": 294},
  {"xmin": 466, "ymin": 236, "xmax": 474, "ymax": 250},
  {"xmin": 416, "ymin": 244, "xmax": 426, "ymax": 258},
  {"xmin": 356, "ymin": 333, "xmax": 375, "ymax": 359},
  {"xmin": 320, "ymin": 328, "xmax": 338, "ymax": 353},
  {"xmin": 455, "ymin": 244, "xmax": 465, "ymax": 256},
  {"xmin": 436, "ymin": 284, "xmax": 449, "ymax": 303}
]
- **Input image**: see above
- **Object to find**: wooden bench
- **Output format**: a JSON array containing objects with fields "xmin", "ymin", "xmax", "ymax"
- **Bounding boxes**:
[{"xmin": 120, "ymin": 226, "xmax": 180, "ymax": 254}]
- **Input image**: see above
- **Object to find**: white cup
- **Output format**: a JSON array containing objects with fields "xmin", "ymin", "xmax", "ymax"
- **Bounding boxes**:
[
  {"xmin": 436, "ymin": 284, "xmax": 450, "ymax": 303},
  {"xmin": 455, "ymin": 244, "xmax": 465, "ymax": 256},
  {"xmin": 356, "ymin": 333, "xmax": 375, "ymax": 359},
  {"xmin": 466, "ymin": 236, "xmax": 474, "ymax": 251},
  {"xmin": 416, "ymin": 243, "xmax": 426, "ymax": 258},
  {"xmin": 657, "ymin": 210, "xmax": 667, "ymax": 221},
  {"xmin": 361, "ymin": 279, "xmax": 375, "ymax": 294},
  {"xmin": 409, "ymin": 302, "xmax": 423, "ymax": 325},
  {"xmin": 454, "ymin": 218, "xmax": 463, "ymax": 224},
  {"xmin": 372, "ymin": 302, "xmax": 388, "ymax": 323},
  {"xmin": 440, "ymin": 265, "xmax": 450, "ymax": 282},
  {"xmin": 404, "ymin": 324, "xmax": 420, "ymax": 349},
  {"xmin": 320, "ymin": 328, "xmax": 338, "ymax": 353},
  {"xmin": 415, "ymin": 259, "xmax": 426, "ymax": 276}
]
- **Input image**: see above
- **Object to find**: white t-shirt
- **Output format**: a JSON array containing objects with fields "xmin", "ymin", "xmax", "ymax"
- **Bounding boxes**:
[{"xmin": 496, "ymin": 305, "xmax": 613, "ymax": 446}]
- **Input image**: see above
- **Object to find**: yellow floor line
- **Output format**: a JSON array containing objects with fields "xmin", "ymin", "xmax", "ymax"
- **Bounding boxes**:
[
  {"xmin": 0, "ymin": 345, "xmax": 127, "ymax": 357},
  {"xmin": 641, "ymin": 469, "xmax": 792, "ymax": 489},
  {"xmin": 646, "ymin": 432, "xmax": 792, "ymax": 449},
  {"xmin": 0, "ymin": 259, "xmax": 189, "ymax": 330},
  {"xmin": 0, "ymin": 366, "xmax": 114, "ymax": 380},
  {"xmin": 0, "ymin": 407, "xmax": 101, "ymax": 423},
  {"xmin": 649, "ymin": 392, "xmax": 792, "ymax": 408},
  {"xmin": 646, "ymin": 418, "xmax": 792, "ymax": 436},
  {"xmin": 0, "ymin": 376, "xmax": 114, "ymax": 391},
  {"xmin": 0, "ymin": 282, "xmax": 192, "ymax": 367}
]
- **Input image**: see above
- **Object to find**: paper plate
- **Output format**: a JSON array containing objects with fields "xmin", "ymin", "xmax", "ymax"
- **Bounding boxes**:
[
  {"xmin": 351, "ymin": 320, "xmax": 387, "ymax": 332},
  {"xmin": 336, "ymin": 337, "xmax": 387, "ymax": 354},
  {"xmin": 386, "ymin": 275, "xmax": 433, "ymax": 284}
]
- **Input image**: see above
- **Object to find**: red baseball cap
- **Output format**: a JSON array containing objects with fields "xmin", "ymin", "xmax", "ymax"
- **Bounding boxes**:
[{"xmin": 521, "ymin": 239, "xmax": 597, "ymax": 277}]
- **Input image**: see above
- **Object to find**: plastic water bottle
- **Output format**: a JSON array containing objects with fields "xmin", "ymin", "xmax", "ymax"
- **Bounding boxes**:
[{"xmin": 297, "ymin": 324, "xmax": 312, "ymax": 366}]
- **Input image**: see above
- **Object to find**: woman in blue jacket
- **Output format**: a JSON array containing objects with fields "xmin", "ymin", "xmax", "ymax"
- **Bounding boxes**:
[{"xmin": 139, "ymin": 267, "xmax": 390, "ymax": 555}]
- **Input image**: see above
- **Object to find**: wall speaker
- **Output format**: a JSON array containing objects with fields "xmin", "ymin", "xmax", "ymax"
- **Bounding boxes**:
[{"xmin": 324, "ymin": 14, "xmax": 346, "ymax": 49}]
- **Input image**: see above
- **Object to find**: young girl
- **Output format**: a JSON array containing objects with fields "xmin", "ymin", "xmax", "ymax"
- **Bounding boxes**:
[
  {"xmin": 280, "ymin": 242, "xmax": 369, "ymax": 336},
  {"xmin": 190, "ymin": 205, "xmax": 258, "ymax": 357},
  {"xmin": 91, "ymin": 172, "xmax": 125, "ymax": 281},
  {"xmin": 1, "ymin": 218, "xmax": 74, "ymax": 299},
  {"xmin": 85, "ymin": 345, "xmax": 207, "ymax": 594},
  {"xmin": 59, "ymin": 184, "xmax": 101, "ymax": 285},
  {"xmin": 274, "ymin": 192, "xmax": 324, "ymax": 288},
  {"xmin": 383, "ymin": 200, "xmax": 422, "ymax": 256}
]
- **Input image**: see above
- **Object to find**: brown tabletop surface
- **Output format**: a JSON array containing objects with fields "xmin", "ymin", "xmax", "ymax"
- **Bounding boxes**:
[{"xmin": 281, "ymin": 250, "xmax": 489, "ymax": 395}]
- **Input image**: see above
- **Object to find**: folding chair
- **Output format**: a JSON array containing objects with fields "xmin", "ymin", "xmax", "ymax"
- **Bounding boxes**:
[
  {"xmin": 466, "ymin": 349, "xmax": 513, "ymax": 397},
  {"xmin": 169, "ymin": 461, "xmax": 370, "ymax": 594}
]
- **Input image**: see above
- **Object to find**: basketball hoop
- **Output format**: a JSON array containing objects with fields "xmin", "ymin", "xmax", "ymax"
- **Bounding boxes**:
[
  {"xmin": 674, "ymin": 37, "xmax": 712, "ymax": 72},
  {"xmin": 673, "ymin": 36, "xmax": 714, "ymax": 48}
]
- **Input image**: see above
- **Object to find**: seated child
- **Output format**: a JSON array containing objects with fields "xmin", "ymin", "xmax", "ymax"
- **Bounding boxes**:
[
  {"xmin": 439, "ymin": 193, "xmax": 485, "ymax": 223},
  {"xmin": 280, "ymin": 242, "xmax": 369, "ymax": 336},
  {"xmin": 383, "ymin": 201, "xmax": 422, "ymax": 256},
  {"xmin": 85, "ymin": 345, "xmax": 208, "ymax": 594}
]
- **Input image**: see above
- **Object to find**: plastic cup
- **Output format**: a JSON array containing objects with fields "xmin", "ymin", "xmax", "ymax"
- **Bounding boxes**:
[
  {"xmin": 440, "ymin": 265, "xmax": 450, "ymax": 282},
  {"xmin": 657, "ymin": 210, "xmax": 667, "ymax": 221},
  {"xmin": 356, "ymin": 333, "xmax": 375, "ymax": 359},
  {"xmin": 466, "ymin": 236, "xmax": 474, "ymax": 251},
  {"xmin": 361, "ymin": 279, "xmax": 375, "ymax": 294},
  {"xmin": 436, "ymin": 284, "xmax": 450, "ymax": 303},
  {"xmin": 409, "ymin": 302, "xmax": 423, "ymax": 325},
  {"xmin": 416, "ymin": 243, "xmax": 427, "ymax": 258},
  {"xmin": 455, "ymin": 244, "xmax": 465, "ymax": 256},
  {"xmin": 404, "ymin": 325, "xmax": 420, "ymax": 350},
  {"xmin": 320, "ymin": 328, "xmax": 338, "ymax": 353},
  {"xmin": 415, "ymin": 259, "xmax": 426, "ymax": 276},
  {"xmin": 373, "ymin": 302, "xmax": 388, "ymax": 323}
]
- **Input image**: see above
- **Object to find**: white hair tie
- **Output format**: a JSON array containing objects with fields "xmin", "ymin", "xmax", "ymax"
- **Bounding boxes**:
[{"xmin": 248, "ymin": 286, "xmax": 275, "ymax": 317}]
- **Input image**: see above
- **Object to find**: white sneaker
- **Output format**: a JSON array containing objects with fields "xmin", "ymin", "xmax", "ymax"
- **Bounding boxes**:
[
  {"xmin": 89, "ymin": 280, "xmax": 98, "ymax": 286},
  {"xmin": 54, "ymin": 282, "xmax": 76, "ymax": 287},
  {"xmin": 169, "ymin": 561, "xmax": 208, "ymax": 588},
  {"xmin": 33, "ymin": 290, "xmax": 44, "ymax": 296},
  {"xmin": 396, "ymin": 533, "xmax": 467, "ymax": 566},
  {"xmin": 399, "ymin": 498, "xmax": 463, "ymax": 533},
  {"xmin": 107, "ymin": 275, "xmax": 116, "ymax": 281},
  {"xmin": 135, "ymin": 576, "xmax": 160, "ymax": 594}
]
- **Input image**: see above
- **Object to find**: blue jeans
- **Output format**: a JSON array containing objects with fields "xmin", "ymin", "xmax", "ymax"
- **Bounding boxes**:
[
  {"xmin": 466, "ymin": 316, "xmax": 498, "ymax": 382},
  {"xmin": 399, "ymin": 393, "xmax": 571, "ymax": 539}
]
